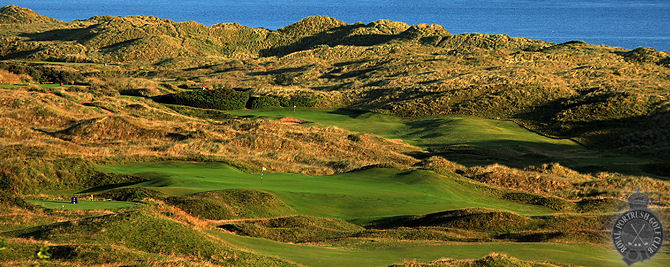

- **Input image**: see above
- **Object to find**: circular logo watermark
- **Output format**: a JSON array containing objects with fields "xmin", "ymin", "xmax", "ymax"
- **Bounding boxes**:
[{"xmin": 612, "ymin": 189, "xmax": 664, "ymax": 266}]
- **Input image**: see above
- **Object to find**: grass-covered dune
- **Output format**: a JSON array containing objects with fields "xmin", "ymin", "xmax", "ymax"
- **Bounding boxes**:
[
  {"xmin": 2, "ymin": 210, "xmax": 293, "ymax": 266},
  {"xmin": 2, "ymin": 4, "xmax": 670, "ymax": 266},
  {"xmin": 100, "ymin": 163, "xmax": 555, "ymax": 219},
  {"xmin": 5, "ymin": 161, "xmax": 667, "ymax": 266},
  {"xmin": 1, "ymin": 84, "xmax": 668, "ymax": 265},
  {"xmin": 3, "ymin": 4, "xmax": 670, "ymax": 158}
]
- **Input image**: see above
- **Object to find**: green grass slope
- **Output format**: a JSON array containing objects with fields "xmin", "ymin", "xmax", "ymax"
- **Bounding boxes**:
[
  {"xmin": 228, "ymin": 108, "xmax": 652, "ymax": 175},
  {"xmin": 166, "ymin": 188, "xmax": 294, "ymax": 220},
  {"xmin": 1, "ymin": 5, "xmax": 670, "ymax": 267},
  {"xmin": 28, "ymin": 200, "xmax": 138, "ymax": 210},
  {"xmin": 3, "ymin": 210, "xmax": 291, "ymax": 265},
  {"xmin": 219, "ymin": 215, "xmax": 364, "ymax": 243},
  {"xmin": 210, "ymin": 230, "xmax": 669, "ymax": 267},
  {"xmin": 100, "ymin": 163, "xmax": 554, "ymax": 221}
]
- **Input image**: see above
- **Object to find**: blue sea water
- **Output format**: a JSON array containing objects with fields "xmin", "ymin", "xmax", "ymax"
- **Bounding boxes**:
[{"xmin": 3, "ymin": 0, "xmax": 670, "ymax": 51}]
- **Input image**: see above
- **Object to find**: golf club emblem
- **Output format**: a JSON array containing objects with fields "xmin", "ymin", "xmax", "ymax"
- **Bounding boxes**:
[{"xmin": 612, "ymin": 189, "xmax": 664, "ymax": 265}]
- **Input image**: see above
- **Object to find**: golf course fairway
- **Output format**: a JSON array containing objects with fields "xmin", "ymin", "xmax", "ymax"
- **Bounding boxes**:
[
  {"xmin": 229, "ymin": 108, "xmax": 648, "ymax": 173},
  {"xmin": 210, "ymin": 231, "xmax": 670, "ymax": 267},
  {"xmin": 96, "ymin": 162, "xmax": 669, "ymax": 266},
  {"xmin": 101, "ymin": 163, "xmax": 553, "ymax": 220},
  {"xmin": 28, "ymin": 200, "xmax": 138, "ymax": 210}
]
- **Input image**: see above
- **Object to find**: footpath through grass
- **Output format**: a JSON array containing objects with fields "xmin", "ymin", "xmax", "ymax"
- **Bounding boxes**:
[
  {"xmin": 229, "ymin": 108, "xmax": 649, "ymax": 173},
  {"xmin": 101, "ymin": 163, "xmax": 553, "ymax": 220}
]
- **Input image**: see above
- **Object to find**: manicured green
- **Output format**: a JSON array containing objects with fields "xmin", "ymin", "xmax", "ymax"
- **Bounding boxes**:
[
  {"xmin": 28, "ymin": 200, "xmax": 138, "ymax": 210},
  {"xmin": 101, "ymin": 163, "xmax": 553, "ymax": 221},
  {"xmin": 211, "ymin": 230, "xmax": 670, "ymax": 267}
]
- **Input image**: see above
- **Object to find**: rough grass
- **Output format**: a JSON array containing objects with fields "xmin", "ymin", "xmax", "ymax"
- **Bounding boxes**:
[
  {"xmin": 0, "ymin": 69, "xmax": 31, "ymax": 84},
  {"xmin": 0, "ymin": 86, "xmax": 422, "ymax": 194},
  {"xmin": 0, "ymin": 146, "xmax": 145, "ymax": 194},
  {"xmin": 359, "ymin": 207, "xmax": 662, "ymax": 245},
  {"xmin": 3, "ymin": 210, "xmax": 291, "ymax": 265},
  {"xmin": 1, "ymin": 6, "xmax": 670, "ymax": 266},
  {"xmin": 461, "ymin": 163, "xmax": 670, "ymax": 206},
  {"xmin": 0, "ymin": 191, "xmax": 33, "ymax": 210},
  {"xmin": 368, "ymin": 208, "xmax": 532, "ymax": 233},
  {"xmin": 0, "ymin": 240, "xmax": 158, "ymax": 266},
  {"xmin": 165, "ymin": 104, "xmax": 234, "ymax": 121},
  {"xmin": 219, "ymin": 215, "xmax": 364, "ymax": 243},
  {"xmin": 27, "ymin": 200, "xmax": 138, "ymax": 211},
  {"xmin": 3, "ymin": 5, "xmax": 670, "ymax": 159},
  {"xmin": 228, "ymin": 108, "xmax": 663, "ymax": 177},
  {"xmin": 167, "ymin": 189, "xmax": 294, "ymax": 220},
  {"xmin": 390, "ymin": 252, "xmax": 563, "ymax": 267},
  {"xmin": 0, "ymin": 5, "xmax": 60, "ymax": 24}
]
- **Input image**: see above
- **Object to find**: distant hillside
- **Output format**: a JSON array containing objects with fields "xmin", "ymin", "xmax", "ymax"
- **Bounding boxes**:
[
  {"xmin": 0, "ymin": 6, "xmax": 555, "ymax": 62},
  {"xmin": 1, "ymin": 5, "xmax": 670, "ymax": 160},
  {"xmin": 0, "ymin": 5, "xmax": 60, "ymax": 24}
]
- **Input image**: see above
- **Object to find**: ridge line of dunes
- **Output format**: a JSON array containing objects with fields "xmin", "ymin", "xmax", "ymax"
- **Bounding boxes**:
[{"xmin": 4, "ymin": 5, "xmax": 665, "ymax": 63}]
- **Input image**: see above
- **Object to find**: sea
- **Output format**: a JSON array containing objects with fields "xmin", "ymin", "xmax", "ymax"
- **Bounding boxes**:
[{"xmin": 3, "ymin": 0, "xmax": 670, "ymax": 51}]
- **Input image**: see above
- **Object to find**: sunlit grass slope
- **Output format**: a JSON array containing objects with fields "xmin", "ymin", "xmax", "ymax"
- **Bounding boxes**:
[
  {"xmin": 101, "ymin": 163, "xmax": 553, "ymax": 220},
  {"xmin": 27, "ymin": 200, "xmax": 138, "ymax": 210},
  {"xmin": 229, "ymin": 108, "xmax": 650, "ymax": 173},
  {"xmin": 211, "ymin": 231, "xmax": 669, "ymax": 267},
  {"xmin": 230, "ymin": 108, "xmax": 574, "ymax": 146}
]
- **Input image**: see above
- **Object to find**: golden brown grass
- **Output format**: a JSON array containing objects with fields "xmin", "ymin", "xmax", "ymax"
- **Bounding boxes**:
[
  {"xmin": 394, "ymin": 252, "xmax": 565, "ymax": 267},
  {"xmin": 2, "ymin": 7, "xmax": 669, "ymax": 157},
  {"xmin": 0, "ymin": 69, "xmax": 30, "ymax": 83},
  {"xmin": 0, "ymin": 85, "xmax": 419, "ymax": 178},
  {"xmin": 439, "ymin": 160, "xmax": 670, "ymax": 207}
]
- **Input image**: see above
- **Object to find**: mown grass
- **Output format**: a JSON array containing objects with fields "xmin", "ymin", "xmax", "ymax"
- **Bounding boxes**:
[
  {"xmin": 1, "ymin": 6, "xmax": 669, "ymax": 266},
  {"xmin": 210, "ymin": 230, "xmax": 670, "ymax": 267},
  {"xmin": 228, "ymin": 108, "xmax": 653, "ymax": 174},
  {"xmin": 229, "ymin": 108, "xmax": 575, "ymax": 148},
  {"xmin": 27, "ymin": 200, "xmax": 138, "ymax": 210},
  {"xmin": 100, "ymin": 163, "xmax": 554, "ymax": 221}
]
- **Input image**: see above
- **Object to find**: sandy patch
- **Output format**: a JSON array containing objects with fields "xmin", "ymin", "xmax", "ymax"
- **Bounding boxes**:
[{"xmin": 280, "ymin": 117, "xmax": 307, "ymax": 124}]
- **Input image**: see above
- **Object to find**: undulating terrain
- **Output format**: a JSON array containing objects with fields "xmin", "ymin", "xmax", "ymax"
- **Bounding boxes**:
[{"xmin": 0, "ymin": 5, "xmax": 669, "ymax": 266}]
